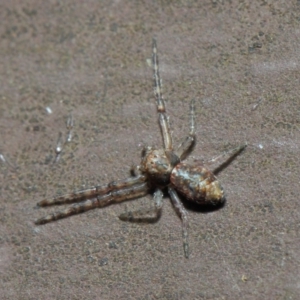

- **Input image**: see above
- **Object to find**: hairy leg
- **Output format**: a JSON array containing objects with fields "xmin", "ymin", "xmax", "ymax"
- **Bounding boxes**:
[
  {"xmin": 168, "ymin": 186, "xmax": 189, "ymax": 258},
  {"xmin": 119, "ymin": 188, "xmax": 163, "ymax": 222},
  {"xmin": 37, "ymin": 175, "xmax": 147, "ymax": 207},
  {"xmin": 152, "ymin": 38, "xmax": 173, "ymax": 151},
  {"xmin": 176, "ymin": 99, "xmax": 196, "ymax": 160},
  {"xmin": 35, "ymin": 182, "xmax": 149, "ymax": 225}
]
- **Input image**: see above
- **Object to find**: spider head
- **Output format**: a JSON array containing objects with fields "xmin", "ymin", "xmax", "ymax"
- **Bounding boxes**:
[{"xmin": 141, "ymin": 147, "xmax": 180, "ymax": 186}]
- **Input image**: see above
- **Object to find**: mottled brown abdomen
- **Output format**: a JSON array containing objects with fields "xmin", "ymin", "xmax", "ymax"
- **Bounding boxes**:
[{"xmin": 170, "ymin": 163, "xmax": 225, "ymax": 205}]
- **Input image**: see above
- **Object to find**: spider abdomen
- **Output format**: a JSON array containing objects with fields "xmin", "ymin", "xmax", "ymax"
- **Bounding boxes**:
[{"xmin": 170, "ymin": 163, "xmax": 225, "ymax": 205}]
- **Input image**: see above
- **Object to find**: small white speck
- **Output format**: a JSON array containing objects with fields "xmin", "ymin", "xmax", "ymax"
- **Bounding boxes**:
[
  {"xmin": 0, "ymin": 154, "xmax": 5, "ymax": 163},
  {"xmin": 56, "ymin": 146, "xmax": 62, "ymax": 153},
  {"xmin": 146, "ymin": 58, "xmax": 152, "ymax": 67},
  {"xmin": 33, "ymin": 227, "xmax": 41, "ymax": 234},
  {"xmin": 45, "ymin": 106, "xmax": 52, "ymax": 114},
  {"xmin": 258, "ymin": 144, "xmax": 263, "ymax": 149}
]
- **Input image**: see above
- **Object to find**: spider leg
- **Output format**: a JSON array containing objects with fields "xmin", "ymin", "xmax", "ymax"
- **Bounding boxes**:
[
  {"xmin": 208, "ymin": 144, "xmax": 247, "ymax": 165},
  {"xmin": 36, "ymin": 175, "xmax": 147, "ymax": 207},
  {"xmin": 119, "ymin": 188, "xmax": 163, "ymax": 222},
  {"xmin": 201, "ymin": 143, "xmax": 247, "ymax": 175},
  {"xmin": 175, "ymin": 99, "xmax": 196, "ymax": 160},
  {"xmin": 152, "ymin": 38, "xmax": 173, "ymax": 151},
  {"xmin": 168, "ymin": 186, "xmax": 189, "ymax": 258},
  {"xmin": 35, "ymin": 182, "xmax": 149, "ymax": 225}
]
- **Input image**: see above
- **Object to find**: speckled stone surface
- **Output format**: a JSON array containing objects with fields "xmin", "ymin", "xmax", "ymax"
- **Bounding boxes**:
[{"xmin": 0, "ymin": 1, "xmax": 299, "ymax": 299}]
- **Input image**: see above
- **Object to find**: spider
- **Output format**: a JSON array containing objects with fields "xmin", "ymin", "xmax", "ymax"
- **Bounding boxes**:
[{"xmin": 35, "ymin": 39, "xmax": 246, "ymax": 258}]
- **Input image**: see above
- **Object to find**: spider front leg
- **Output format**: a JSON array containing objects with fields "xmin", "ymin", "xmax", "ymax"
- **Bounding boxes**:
[
  {"xmin": 119, "ymin": 188, "xmax": 163, "ymax": 222},
  {"xmin": 152, "ymin": 38, "xmax": 173, "ymax": 151},
  {"xmin": 36, "ymin": 175, "xmax": 147, "ymax": 207},
  {"xmin": 168, "ymin": 186, "xmax": 189, "ymax": 258},
  {"xmin": 35, "ymin": 176, "xmax": 149, "ymax": 225}
]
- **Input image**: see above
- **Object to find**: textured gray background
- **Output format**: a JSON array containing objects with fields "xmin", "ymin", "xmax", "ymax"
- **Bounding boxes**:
[{"xmin": 0, "ymin": 1, "xmax": 299, "ymax": 299}]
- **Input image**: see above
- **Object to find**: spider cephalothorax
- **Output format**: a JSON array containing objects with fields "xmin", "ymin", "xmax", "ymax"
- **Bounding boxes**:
[
  {"xmin": 141, "ymin": 147, "xmax": 180, "ymax": 186},
  {"xmin": 35, "ymin": 38, "xmax": 245, "ymax": 258}
]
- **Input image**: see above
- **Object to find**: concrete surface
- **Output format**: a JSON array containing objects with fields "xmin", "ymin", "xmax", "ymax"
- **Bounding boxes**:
[{"xmin": 0, "ymin": 1, "xmax": 299, "ymax": 299}]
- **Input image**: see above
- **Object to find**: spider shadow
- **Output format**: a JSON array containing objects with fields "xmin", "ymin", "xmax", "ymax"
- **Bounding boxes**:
[
  {"xmin": 182, "ymin": 197, "xmax": 226, "ymax": 214},
  {"xmin": 212, "ymin": 144, "xmax": 246, "ymax": 177}
]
